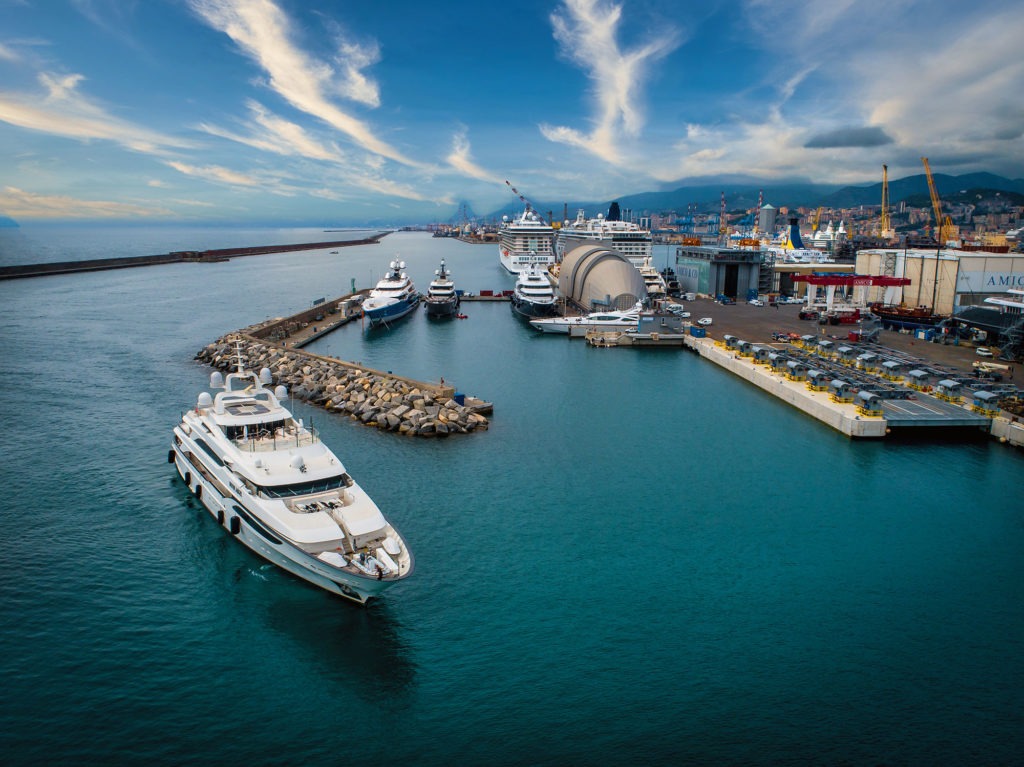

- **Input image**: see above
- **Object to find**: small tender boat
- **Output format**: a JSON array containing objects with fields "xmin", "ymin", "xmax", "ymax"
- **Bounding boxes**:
[
  {"xmin": 170, "ymin": 342, "xmax": 413, "ymax": 603},
  {"xmin": 362, "ymin": 260, "xmax": 419, "ymax": 327},
  {"xmin": 423, "ymin": 258, "xmax": 459, "ymax": 319}
]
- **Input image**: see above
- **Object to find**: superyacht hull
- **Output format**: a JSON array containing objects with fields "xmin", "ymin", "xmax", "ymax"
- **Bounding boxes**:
[{"xmin": 170, "ymin": 446, "xmax": 402, "ymax": 603}]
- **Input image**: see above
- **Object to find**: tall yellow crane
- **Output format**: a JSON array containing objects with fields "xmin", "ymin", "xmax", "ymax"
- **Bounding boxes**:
[
  {"xmin": 810, "ymin": 206, "xmax": 823, "ymax": 232},
  {"xmin": 880, "ymin": 164, "xmax": 894, "ymax": 238},
  {"xmin": 921, "ymin": 157, "xmax": 956, "ymax": 244}
]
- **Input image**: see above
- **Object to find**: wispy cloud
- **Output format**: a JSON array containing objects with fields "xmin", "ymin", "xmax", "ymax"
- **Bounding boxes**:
[
  {"xmin": 188, "ymin": 0, "xmax": 426, "ymax": 168},
  {"xmin": 0, "ymin": 42, "xmax": 20, "ymax": 62},
  {"xmin": 0, "ymin": 185, "xmax": 174, "ymax": 218},
  {"xmin": 164, "ymin": 160, "xmax": 264, "ymax": 187},
  {"xmin": 446, "ymin": 129, "xmax": 502, "ymax": 184},
  {"xmin": 199, "ymin": 99, "xmax": 346, "ymax": 162},
  {"xmin": 540, "ymin": 0, "xmax": 681, "ymax": 165},
  {"xmin": 0, "ymin": 70, "xmax": 194, "ymax": 154}
]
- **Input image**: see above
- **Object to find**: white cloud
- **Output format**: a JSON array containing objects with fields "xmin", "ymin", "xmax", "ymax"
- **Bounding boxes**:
[
  {"xmin": 0, "ymin": 185, "xmax": 174, "ymax": 218},
  {"xmin": 189, "ymin": 0, "xmax": 428, "ymax": 169},
  {"xmin": 446, "ymin": 129, "xmax": 502, "ymax": 184},
  {"xmin": 165, "ymin": 160, "xmax": 263, "ymax": 187},
  {"xmin": 0, "ymin": 70, "xmax": 194, "ymax": 154},
  {"xmin": 540, "ymin": 0, "xmax": 681, "ymax": 165},
  {"xmin": 199, "ymin": 100, "xmax": 346, "ymax": 162}
]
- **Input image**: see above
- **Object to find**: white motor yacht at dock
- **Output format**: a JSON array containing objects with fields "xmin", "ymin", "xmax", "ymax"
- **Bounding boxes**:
[
  {"xmin": 362, "ymin": 260, "xmax": 419, "ymax": 327},
  {"xmin": 510, "ymin": 264, "xmax": 558, "ymax": 320},
  {"xmin": 530, "ymin": 303, "xmax": 642, "ymax": 334},
  {"xmin": 170, "ymin": 342, "xmax": 413, "ymax": 603}
]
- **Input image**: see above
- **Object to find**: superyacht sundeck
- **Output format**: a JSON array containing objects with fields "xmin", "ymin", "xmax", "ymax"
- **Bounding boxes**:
[
  {"xmin": 510, "ymin": 265, "xmax": 558, "ymax": 320},
  {"xmin": 498, "ymin": 208, "xmax": 556, "ymax": 274},
  {"xmin": 529, "ymin": 303, "xmax": 642, "ymax": 334},
  {"xmin": 362, "ymin": 260, "xmax": 419, "ymax": 326},
  {"xmin": 555, "ymin": 209, "xmax": 653, "ymax": 266},
  {"xmin": 424, "ymin": 258, "xmax": 459, "ymax": 319},
  {"xmin": 170, "ymin": 343, "xmax": 413, "ymax": 604}
]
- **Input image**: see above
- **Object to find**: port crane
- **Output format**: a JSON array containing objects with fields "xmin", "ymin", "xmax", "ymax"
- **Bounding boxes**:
[
  {"xmin": 880, "ymin": 165, "xmax": 895, "ymax": 239},
  {"xmin": 921, "ymin": 157, "xmax": 956, "ymax": 244},
  {"xmin": 504, "ymin": 180, "xmax": 549, "ymax": 224}
]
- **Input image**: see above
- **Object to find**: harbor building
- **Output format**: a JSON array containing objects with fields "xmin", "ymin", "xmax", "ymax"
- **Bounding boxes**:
[
  {"xmin": 559, "ymin": 245, "xmax": 646, "ymax": 310},
  {"xmin": 855, "ymin": 248, "xmax": 1024, "ymax": 315},
  {"xmin": 675, "ymin": 245, "xmax": 771, "ymax": 301}
]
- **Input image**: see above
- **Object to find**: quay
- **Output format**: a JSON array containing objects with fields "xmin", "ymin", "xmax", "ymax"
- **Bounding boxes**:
[
  {"xmin": 680, "ymin": 299, "xmax": 1023, "ymax": 443},
  {"xmin": 0, "ymin": 233, "xmax": 387, "ymax": 280}
]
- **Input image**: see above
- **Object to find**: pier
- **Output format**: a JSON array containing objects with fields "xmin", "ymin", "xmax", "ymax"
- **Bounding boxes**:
[{"xmin": 0, "ymin": 233, "xmax": 387, "ymax": 280}]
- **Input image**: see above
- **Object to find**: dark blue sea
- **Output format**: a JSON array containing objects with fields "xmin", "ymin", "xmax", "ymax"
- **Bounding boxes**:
[{"xmin": 2, "ymin": 226, "xmax": 1022, "ymax": 766}]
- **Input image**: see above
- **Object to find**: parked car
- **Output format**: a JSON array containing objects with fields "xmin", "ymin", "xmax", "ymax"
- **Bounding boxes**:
[
  {"xmin": 798, "ymin": 308, "xmax": 820, "ymax": 320},
  {"xmin": 748, "ymin": 299, "xmax": 764, "ymax": 306},
  {"xmin": 697, "ymin": 317, "xmax": 713, "ymax": 326},
  {"xmin": 976, "ymin": 347, "xmax": 994, "ymax": 357}
]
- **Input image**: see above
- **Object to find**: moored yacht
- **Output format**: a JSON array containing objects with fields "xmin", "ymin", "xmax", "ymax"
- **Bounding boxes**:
[
  {"xmin": 529, "ymin": 303, "xmax": 642, "ymax": 334},
  {"xmin": 423, "ymin": 258, "xmax": 459, "ymax": 319},
  {"xmin": 637, "ymin": 257, "xmax": 668, "ymax": 298},
  {"xmin": 510, "ymin": 265, "xmax": 558, "ymax": 320},
  {"xmin": 498, "ymin": 208, "xmax": 556, "ymax": 274},
  {"xmin": 362, "ymin": 260, "xmax": 419, "ymax": 326},
  {"xmin": 170, "ymin": 343, "xmax": 413, "ymax": 603}
]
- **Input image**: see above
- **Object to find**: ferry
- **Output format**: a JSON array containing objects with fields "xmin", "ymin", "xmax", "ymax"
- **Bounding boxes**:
[
  {"xmin": 498, "ymin": 208, "xmax": 556, "ymax": 274},
  {"xmin": 362, "ymin": 260, "xmax": 419, "ymax": 326},
  {"xmin": 170, "ymin": 343, "xmax": 413, "ymax": 603}
]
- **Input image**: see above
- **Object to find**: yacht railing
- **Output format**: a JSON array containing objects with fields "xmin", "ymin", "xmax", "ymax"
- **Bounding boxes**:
[{"xmin": 236, "ymin": 425, "xmax": 319, "ymax": 452}]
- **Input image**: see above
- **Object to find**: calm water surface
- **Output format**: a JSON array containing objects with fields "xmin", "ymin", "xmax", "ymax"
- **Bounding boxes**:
[{"xmin": 1, "ymin": 229, "xmax": 1022, "ymax": 765}]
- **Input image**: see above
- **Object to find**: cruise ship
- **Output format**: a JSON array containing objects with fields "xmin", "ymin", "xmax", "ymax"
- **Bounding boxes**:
[
  {"xmin": 170, "ymin": 343, "xmax": 413, "ymax": 603},
  {"xmin": 555, "ymin": 208, "xmax": 653, "ymax": 267},
  {"xmin": 498, "ymin": 208, "xmax": 556, "ymax": 274}
]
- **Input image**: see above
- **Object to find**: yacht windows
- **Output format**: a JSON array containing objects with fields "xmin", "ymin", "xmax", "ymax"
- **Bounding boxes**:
[
  {"xmin": 225, "ymin": 419, "xmax": 289, "ymax": 441},
  {"xmin": 257, "ymin": 473, "xmax": 353, "ymax": 499}
]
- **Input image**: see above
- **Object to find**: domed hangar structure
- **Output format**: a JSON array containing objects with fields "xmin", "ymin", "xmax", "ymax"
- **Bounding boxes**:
[{"xmin": 558, "ymin": 245, "xmax": 646, "ymax": 310}]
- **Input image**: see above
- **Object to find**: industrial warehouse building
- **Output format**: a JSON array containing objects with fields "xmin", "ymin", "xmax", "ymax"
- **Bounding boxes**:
[
  {"xmin": 674, "ymin": 245, "xmax": 772, "ymax": 300},
  {"xmin": 855, "ymin": 248, "xmax": 1024, "ymax": 314},
  {"xmin": 559, "ymin": 245, "xmax": 647, "ymax": 310}
]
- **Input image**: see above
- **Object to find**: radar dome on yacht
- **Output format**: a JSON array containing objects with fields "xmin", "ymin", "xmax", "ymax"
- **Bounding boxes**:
[
  {"xmin": 502, "ymin": 215, "xmax": 509, "ymax": 222},
  {"xmin": 289, "ymin": 455, "xmax": 306, "ymax": 472},
  {"xmin": 197, "ymin": 392, "xmax": 213, "ymax": 409},
  {"xmin": 389, "ymin": 260, "xmax": 397, "ymax": 269},
  {"xmin": 209, "ymin": 371, "xmax": 224, "ymax": 388},
  {"xmin": 259, "ymin": 368, "xmax": 273, "ymax": 385},
  {"xmin": 399, "ymin": 261, "xmax": 406, "ymax": 269},
  {"xmin": 274, "ymin": 385, "xmax": 288, "ymax": 400}
]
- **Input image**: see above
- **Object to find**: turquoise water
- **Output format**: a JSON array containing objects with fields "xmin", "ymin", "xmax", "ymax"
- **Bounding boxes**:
[{"xmin": 1, "ymin": 229, "xmax": 1022, "ymax": 765}]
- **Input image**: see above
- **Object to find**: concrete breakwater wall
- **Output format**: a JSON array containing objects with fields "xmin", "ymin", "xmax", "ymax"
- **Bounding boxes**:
[
  {"xmin": 0, "ymin": 235, "xmax": 385, "ymax": 280},
  {"xmin": 196, "ymin": 334, "xmax": 489, "ymax": 437}
]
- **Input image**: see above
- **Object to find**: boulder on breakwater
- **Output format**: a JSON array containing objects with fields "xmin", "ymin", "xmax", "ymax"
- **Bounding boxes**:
[{"xmin": 195, "ymin": 334, "xmax": 488, "ymax": 437}]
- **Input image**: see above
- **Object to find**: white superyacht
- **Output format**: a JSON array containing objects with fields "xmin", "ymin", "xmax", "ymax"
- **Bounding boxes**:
[
  {"xmin": 170, "ymin": 343, "xmax": 413, "ymax": 603},
  {"xmin": 529, "ymin": 303, "xmax": 643, "ymax": 334}
]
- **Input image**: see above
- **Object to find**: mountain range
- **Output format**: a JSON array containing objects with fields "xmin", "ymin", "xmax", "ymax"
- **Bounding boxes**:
[{"xmin": 486, "ymin": 172, "xmax": 1024, "ymax": 224}]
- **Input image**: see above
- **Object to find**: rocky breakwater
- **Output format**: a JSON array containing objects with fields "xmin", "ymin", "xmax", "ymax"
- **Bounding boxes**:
[{"xmin": 196, "ymin": 334, "xmax": 489, "ymax": 437}]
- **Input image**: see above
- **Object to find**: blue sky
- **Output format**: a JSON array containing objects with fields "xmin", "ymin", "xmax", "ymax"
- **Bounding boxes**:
[{"xmin": 1, "ymin": 0, "xmax": 1022, "ymax": 225}]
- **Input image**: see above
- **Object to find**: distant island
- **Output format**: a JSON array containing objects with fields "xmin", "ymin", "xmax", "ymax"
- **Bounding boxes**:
[{"xmin": 0, "ymin": 215, "xmax": 19, "ymax": 228}]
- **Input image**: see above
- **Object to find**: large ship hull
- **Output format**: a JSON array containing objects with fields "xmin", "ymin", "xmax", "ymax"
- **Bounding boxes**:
[
  {"xmin": 869, "ymin": 303, "xmax": 947, "ymax": 329},
  {"xmin": 424, "ymin": 295, "xmax": 459, "ymax": 319},
  {"xmin": 510, "ymin": 294, "xmax": 558, "ymax": 321},
  {"xmin": 170, "ymin": 444, "xmax": 402, "ymax": 603},
  {"xmin": 363, "ymin": 295, "xmax": 420, "ymax": 326}
]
